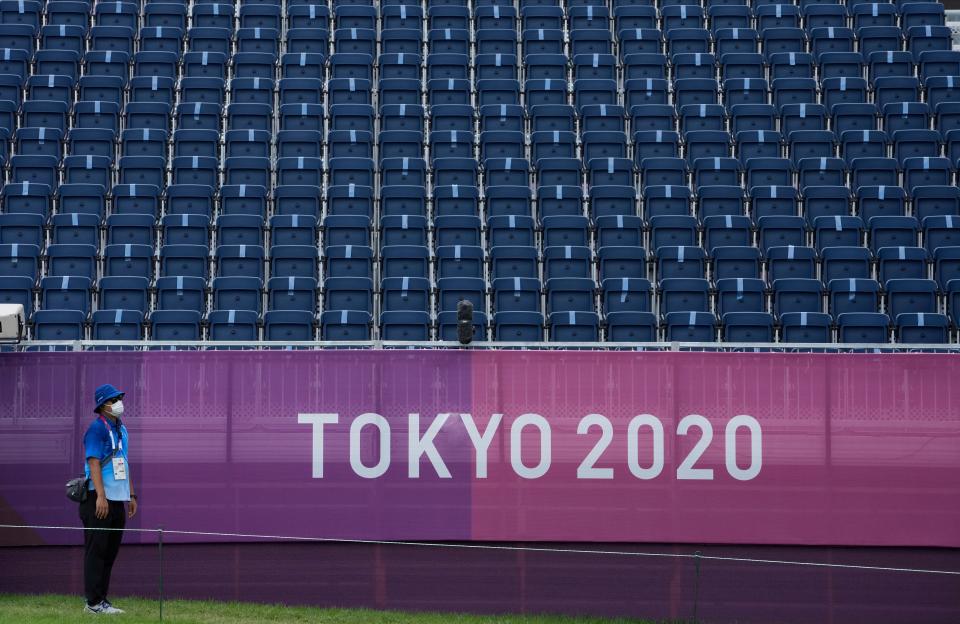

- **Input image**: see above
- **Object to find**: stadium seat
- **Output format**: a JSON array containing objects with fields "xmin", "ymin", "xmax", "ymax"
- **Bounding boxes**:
[
  {"xmin": 837, "ymin": 312, "xmax": 890, "ymax": 343},
  {"xmin": 665, "ymin": 311, "xmax": 717, "ymax": 342},
  {"xmin": 780, "ymin": 312, "xmax": 833, "ymax": 343}
]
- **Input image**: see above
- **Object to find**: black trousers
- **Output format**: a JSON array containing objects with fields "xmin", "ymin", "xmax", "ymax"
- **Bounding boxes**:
[{"xmin": 78, "ymin": 490, "xmax": 126, "ymax": 606}]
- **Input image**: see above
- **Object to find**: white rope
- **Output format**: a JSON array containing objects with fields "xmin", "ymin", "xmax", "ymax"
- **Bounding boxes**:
[{"xmin": 2, "ymin": 525, "xmax": 957, "ymax": 577}]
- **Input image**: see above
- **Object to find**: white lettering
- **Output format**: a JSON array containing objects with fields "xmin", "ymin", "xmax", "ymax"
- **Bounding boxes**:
[
  {"xmin": 725, "ymin": 415, "xmax": 762, "ymax": 481},
  {"xmin": 297, "ymin": 413, "xmax": 338, "ymax": 478},
  {"xmin": 408, "ymin": 413, "xmax": 452, "ymax": 478},
  {"xmin": 460, "ymin": 413, "xmax": 502, "ymax": 478},
  {"xmin": 677, "ymin": 414, "xmax": 714, "ymax": 480},
  {"xmin": 627, "ymin": 414, "xmax": 664, "ymax": 480},
  {"xmin": 510, "ymin": 414, "xmax": 551, "ymax": 479},
  {"xmin": 576, "ymin": 414, "xmax": 614, "ymax": 479},
  {"xmin": 350, "ymin": 413, "xmax": 390, "ymax": 478}
]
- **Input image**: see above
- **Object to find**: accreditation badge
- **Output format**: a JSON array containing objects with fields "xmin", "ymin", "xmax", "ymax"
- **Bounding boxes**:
[{"xmin": 112, "ymin": 456, "xmax": 127, "ymax": 480}]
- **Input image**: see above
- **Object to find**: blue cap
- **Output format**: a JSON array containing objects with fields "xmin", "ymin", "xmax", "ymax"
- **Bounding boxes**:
[{"xmin": 94, "ymin": 384, "xmax": 125, "ymax": 413}]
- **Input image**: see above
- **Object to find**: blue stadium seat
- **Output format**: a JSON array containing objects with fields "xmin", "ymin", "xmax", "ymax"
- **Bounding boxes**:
[
  {"xmin": 41, "ymin": 275, "xmax": 92, "ymax": 316},
  {"xmin": 103, "ymin": 244, "xmax": 154, "ymax": 280},
  {"xmin": 0, "ymin": 214, "xmax": 44, "ymax": 248},
  {"xmin": 601, "ymin": 277, "xmax": 652, "ymax": 315},
  {"xmin": 821, "ymin": 247, "xmax": 872, "ymax": 284},
  {"xmin": 50, "ymin": 212, "xmax": 100, "ymax": 247},
  {"xmin": 665, "ymin": 311, "xmax": 717, "ymax": 341},
  {"xmin": 829, "ymin": 278, "xmax": 881, "ymax": 316},
  {"xmin": 840, "ymin": 130, "xmax": 888, "ymax": 164},
  {"xmin": 548, "ymin": 310, "xmax": 600, "ymax": 341},
  {"xmin": 853, "ymin": 4, "xmax": 897, "ymax": 29},
  {"xmin": 437, "ymin": 277, "xmax": 486, "ymax": 314},
  {"xmin": 437, "ymin": 309, "xmax": 487, "ymax": 341},
  {"xmin": 380, "ymin": 245, "xmax": 429, "ymax": 280},
  {"xmin": 212, "ymin": 276, "xmax": 262, "ymax": 314},
  {"xmin": 877, "ymin": 246, "xmax": 928, "ymax": 283},
  {"xmin": 164, "ymin": 185, "xmax": 212, "ymax": 219},
  {"xmin": 713, "ymin": 246, "xmax": 762, "ymax": 281},
  {"xmin": 262, "ymin": 310, "xmax": 314, "ymax": 343},
  {"xmin": 318, "ymin": 309, "xmax": 369, "ymax": 341},
  {"xmin": 111, "ymin": 184, "xmax": 160, "ymax": 217},
  {"xmin": 758, "ymin": 216, "xmax": 806, "ymax": 253},
  {"xmin": 895, "ymin": 312, "xmax": 949, "ymax": 343},
  {"xmin": 324, "ymin": 244, "xmax": 373, "ymax": 280},
  {"xmin": 605, "ymin": 311, "xmax": 658, "ymax": 341},
  {"xmin": 657, "ymin": 246, "xmax": 707, "ymax": 280},
  {"xmin": 129, "ymin": 76, "xmax": 175, "ymax": 104},
  {"xmin": 92, "ymin": 309, "xmax": 144, "ymax": 343},
  {"xmin": 884, "ymin": 278, "xmax": 939, "ymax": 320},
  {"xmin": 268, "ymin": 246, "xmax": 318, "ymax": 281},
  {"xmin": 380, "ymin": 311, "xmax": 431, "ymax": 341},
  {"xmin": 716, "ymin": 278, "xmax": 766, "ymax": 315},
  {"xmin": 493, "ymin": 311, "xmax": 543, "ymax": 341},
  {"xmin": 639, "ymin": 186, "xmax": 686, "ymax": 221},
  {"xmin": 323, "ymin": 275, "xmax": 373, "ymax": 313},
  {"xmin": 98, "ymin": 276, "xmax": 150, "ymax": 315},
  {"xmin": 659, "ymin": 278, "xmax": 711, "ymax": 315},
  {"xmin": 913, "ymin": 187, "xmax": 960, "ymax": 221},
  {"xmin": 123, "ymin": 128, "xmax": 168, "ymax": 159},
  {"xmin": 813, "ymin": 215, "xmax": 864, "ymax": 251},
  {"xmin": 381, "ymin": 276, "xmax": 431, "ymax": 313},
  {"xmin": 851, "ymin": 158, "xmax": 900, "ymax": 191},
  {"xmin": 228, "ymin": 129, "xmax": 274, "ymax": 159},
  {"xmin": 883, "ymin": 102, "xmax": 932, "ymax": 136},
  {"xmin": 187, "ymin": 27, "xmax": 232, "ymax": 55},
  {"xmin": 286, "ymin": 28, "xmax": 330, "ymax": 55},
  {"xmin": 31, "ymin": 309, "xmax": 85, "ymax": 348},
  {"xmin": 162, "ymin": 214, "xmax": 210, "ymax": 247},
  {"xmin": 11, "ymin": 155, "xmax": 60, "ymax": 190},
  {"xmin": 768, "ymin": 52, "xmax": 814, "ymax": 83},
  {"xmin": 159, "ymin": 245, "xmax": 209, "ymax": 281},
  {"xmin": 270, "ymin": 215, "xmax": 318, "ymax": 248},
  {"xmin": 866, "ymin": 51, "xmax": 912, "ymax": 83},
  {"xmin": 903, "ymin": 157, "xmax": 953, "ymax": 194},
  {"xmin": 15, "ymin": 128, "xmax": 63, "ymax": 159},
  {"xmin": 722, "ymin": 312, "xmax": 774, "ymax": 342},
  {"xmin": 869, "ymin": 217, "xmax": 920, "ymax": 252},
  {"xmin": 267, "ymin": 276, "xmax": 318, "ymax": 314},
  {"xmin": 837, "ymin": 312, "xmax": 890, "ymax": 343},
  {"xmin": 598, "ymin": 246, "xmax": 647, "ymax": 282},
  {"xmin": 0, "ymin": 275, "xmax": 33, "ymax": 318},
  {"xmin": 780, "ymin": 311, "xmax": 833, "ymax": 343},
  {"xmin": 751, "ymin": 186, "xmax": 798, "ymax": 221},
  {"xmin": 208, "ymin": 309, "xmax": 259, "ymax": 343},
  {"xmin": 46, "ymin": 243, "xmax": 97, "ymax": 280},
  {"xmin": 908, "ymin": 25, "xmax": 951, "ymax": 61},
  {"xmin": 150, "ymin": 310, "xmax": 201, "ymax": 348},
  {"xmin": 773, "ymin": 278, "xmax": 824, "ymax": 316},
  {"xmin": 546, "ymin": 277, "xmax": 596, "ymax": 314},
  {"xmin": 63, "ymin": 155, "xmax": 112, "ymax": 189}
]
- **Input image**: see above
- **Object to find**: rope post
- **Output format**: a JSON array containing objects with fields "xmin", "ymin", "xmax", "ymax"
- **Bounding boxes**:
[
  {"xmin": 692, "ymin": 550, "xmax": 702, "ymax": 624},
  {"xmin": 157, "ymin": 526, "xmax": 164, "ymax": 621}
]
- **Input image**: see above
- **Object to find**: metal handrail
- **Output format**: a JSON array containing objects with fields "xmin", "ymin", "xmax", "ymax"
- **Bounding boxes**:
[{"xmin": 5, "ymin": 339, "xmax": 960, "ymax": 352}]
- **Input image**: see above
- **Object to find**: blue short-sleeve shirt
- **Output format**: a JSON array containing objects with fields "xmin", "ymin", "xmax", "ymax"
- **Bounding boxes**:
[{"xmin": 83, "ymin": 416, "xmax": 131, "ymax": 502}]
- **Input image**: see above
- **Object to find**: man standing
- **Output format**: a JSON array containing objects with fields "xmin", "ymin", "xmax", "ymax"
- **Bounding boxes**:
[{"xmin": 79, "ymin": 384, "xmax": 137, "ymax": 614}]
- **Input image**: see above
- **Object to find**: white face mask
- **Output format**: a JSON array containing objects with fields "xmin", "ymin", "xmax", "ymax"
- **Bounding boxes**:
[{"xmin": 110, "ymin": 400, "xmax": 125, "ymax": 417}]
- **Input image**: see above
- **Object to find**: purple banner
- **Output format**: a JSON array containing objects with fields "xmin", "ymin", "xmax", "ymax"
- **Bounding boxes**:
[{"xmin": 1, "ymin": 351, "xmax": 958, "ymax": 547}]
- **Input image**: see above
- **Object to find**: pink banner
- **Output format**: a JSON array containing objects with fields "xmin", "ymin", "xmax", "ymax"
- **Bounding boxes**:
[
  {"xmin": 1, "ymin": 351, "xmax": 958, "ymax": 547},
  {"xmin": 467, "ymin": 352, "xmax": 960, "ymax": 546}
]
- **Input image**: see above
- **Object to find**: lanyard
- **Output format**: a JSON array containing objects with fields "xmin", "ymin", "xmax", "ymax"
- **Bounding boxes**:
[{"xmin": 99, "ymin": 416, "xmax": 123, "ymax": 453}]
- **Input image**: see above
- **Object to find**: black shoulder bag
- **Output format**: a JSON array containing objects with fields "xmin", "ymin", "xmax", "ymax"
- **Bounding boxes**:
[{"xmin": 66, "ymin": 455, "xmax": 109, "ymax": 503}]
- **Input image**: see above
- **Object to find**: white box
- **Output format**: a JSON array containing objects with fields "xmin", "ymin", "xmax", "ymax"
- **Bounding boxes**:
[{"xmin": 0, "ymin": 304, "xmax": 25, "ymax": 341}]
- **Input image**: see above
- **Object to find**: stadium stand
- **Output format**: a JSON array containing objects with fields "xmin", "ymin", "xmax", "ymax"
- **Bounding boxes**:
[{"xmin": 0, "ymin": 0, "xmax": 957, "ymax": 344}]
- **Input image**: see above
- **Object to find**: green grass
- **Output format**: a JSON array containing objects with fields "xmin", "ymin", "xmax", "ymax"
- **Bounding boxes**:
[{"xmin": 0, "ymin": 594, "xmax": 656, "ymax": 624}]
